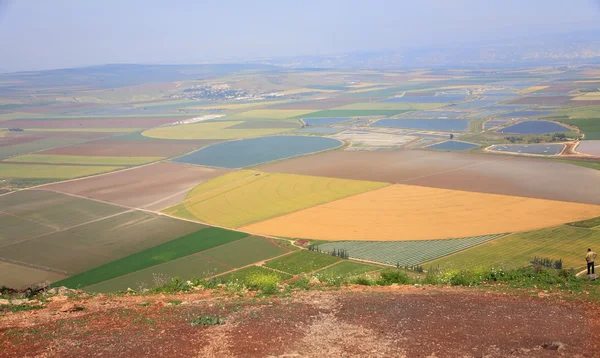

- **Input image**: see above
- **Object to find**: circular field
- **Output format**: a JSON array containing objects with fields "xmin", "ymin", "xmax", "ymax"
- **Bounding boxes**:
[{"xmin": 142, "ymin": 120, "xmax": 299, "ymax": 140}]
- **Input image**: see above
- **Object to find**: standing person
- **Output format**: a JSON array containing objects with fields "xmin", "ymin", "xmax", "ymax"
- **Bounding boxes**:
[{"xmin": 586, "ymin": 248, "xmax": 597, "ymax": 275}]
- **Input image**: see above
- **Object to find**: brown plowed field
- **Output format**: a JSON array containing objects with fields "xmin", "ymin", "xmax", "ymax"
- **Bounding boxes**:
[
  {"xmin": 241, "ymin": 184, "xmax": 600, "ymax": 241},
  {"xmin": 2, "ymin": 288, "xmax": 599, "ymax": 358},
  {"xmin": 257, "ymin": 150, "xmax": 600, "ymax": 205},
  {"xmin": 5, "ymin": 117, "xmax": 180, "ymax": 129},
  {"xmin": 40, "ymin": 162, "xmax": 229, "ymax": 209},
  {"xmin": 39, "ymin": 138, "xmax": 217, "ymax": 157}
]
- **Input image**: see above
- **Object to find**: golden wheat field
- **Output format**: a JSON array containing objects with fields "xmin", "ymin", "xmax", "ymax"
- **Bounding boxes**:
[{"xmin": 241, "ymin": 184, "xmax": 600, "ymax": 241}]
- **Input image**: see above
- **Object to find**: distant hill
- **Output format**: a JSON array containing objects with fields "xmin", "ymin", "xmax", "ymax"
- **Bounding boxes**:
[
  {"xmin": 250, "ymin": 29, "xmax": 600, "ymax": 69},
  {"xmin": 0, "ymin": 63, "xmax": 277, "ymax": 91}
]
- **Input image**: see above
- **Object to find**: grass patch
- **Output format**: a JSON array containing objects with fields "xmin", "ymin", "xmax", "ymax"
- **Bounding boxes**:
[
  {"xmin": 216, "ymin": 265, "xmax": 292, "ymax": 283},
  {"xmin": 264, "ymin": 250, "xmax": 341, "ymax": 275},
  {"xmin": 314, "ymin": 260, "xmax": 380, "ymax": 277},
  {"xmin": 190, "ymin": 315, "xmax": 225, "ymax": 326},
  {"xmin": 428, "ymin": 225, "xmax": 600, "ymax": 270},
  {"xmin": 53, "ymin": 227, "xmax": 249, "ymax": 288},
  {"xmin": 552, "ymin": 158, "xmax": 600, "ymax": 171},
  {"xmin": 6, "ymin": 154, "xmax": 163, "ymax": 166},
  {"xmin": 201, "ymin": 236, "xmax": 289, "ymax": 267},
  {"xmin": 568, "ymin": 216, "xmax": 600, "ymax": 228},
  {"xmin": 0, "ymin": 304, "xmax": 44, "ymax": 313}
]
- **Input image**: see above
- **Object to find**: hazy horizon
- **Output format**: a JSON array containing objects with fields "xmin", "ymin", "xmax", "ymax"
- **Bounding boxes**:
[{"xmin": 1, "ymin": 0, "xmax": 600, "ymax": 72}]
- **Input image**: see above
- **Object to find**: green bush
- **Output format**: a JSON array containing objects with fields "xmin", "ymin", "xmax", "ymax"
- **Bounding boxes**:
[
  {"xmin": 376, "ymin": 269, "xmax": 411, "ymax": 285},
  {"xmin": 350, "ymin": 276, "xmax": 374, "ymax": 286},
  {"xmin": 190, "ymin": 315, "xmax": 225, "ymax": 326},
  {"xmin": 245, "ymin": 272, "xmax": 281, "ymax": 295}
]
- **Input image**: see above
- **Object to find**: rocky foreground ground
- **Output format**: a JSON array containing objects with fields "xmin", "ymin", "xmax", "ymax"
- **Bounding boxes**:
[{"xmin": 1, "ymin": 286, "xmax": 599, "ymax": 358}]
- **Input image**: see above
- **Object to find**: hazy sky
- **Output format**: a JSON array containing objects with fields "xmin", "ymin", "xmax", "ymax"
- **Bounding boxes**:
[{"xmin": 1, "ymin": 0, "xmax": 600, "ymax": 72}]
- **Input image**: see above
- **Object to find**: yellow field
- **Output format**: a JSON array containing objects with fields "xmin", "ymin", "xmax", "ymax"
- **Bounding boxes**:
[
  {"xmin": 241, "ymin": 184, "xmax": 600, "ymax": 241},
  {"xmin": 518, "ymin": 85, "xmax": 549, "ymax": 94},
  {"xmin": 6, "ymin": 154, "xmax": 163, "ymax": 165},
  {"xmin": 235, "ymin": 109, "xmax": 315, "ymax": 119},
  {"xmin": 142, "ymin": 121, "xmax": 293, "ymax": 140},
  {"xmin": 572, "ymin": 92, "xmax": 600, "ymax": 100},
  {"xmin": 0, "ymin": 163, "xmax": 124, "ymax": 178},
  {"xmin": 163, "ymin": 170, "xmax": 387, "ymax": 228},
  {"xmin": 347, "ymin": 82, "xmax": 382, "ymax": 88},
  {"xmin": 334, "ymin": 102, "xmax": 447, "ymax": 110}
]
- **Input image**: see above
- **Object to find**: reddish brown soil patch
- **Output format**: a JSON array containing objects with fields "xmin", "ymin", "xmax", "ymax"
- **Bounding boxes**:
[
  {"xmin": 258, "ymin": 150, "xmax": 600, "ymax": 205},
  {"xmin": 1, "ymin": 288, "xmax": 598, "ymax": 358},
  {"xmin": 40, "ymin": 161, "xmax": 229, "ymax": 209},
  {"xmin": 39, "ymin": 138, "xmax": 217, "ymax": 157},
  {"xmin": 508, "ymin": 96, "xmax": 573, "ymax": 106},
  {"xmin": 5, "ymin": 117, "xmax": 183, "ymax": 129}
]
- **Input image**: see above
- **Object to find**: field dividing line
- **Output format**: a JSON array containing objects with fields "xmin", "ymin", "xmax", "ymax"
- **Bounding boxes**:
[
  {"xmin": 0, "ymin": 209, "xmax": 135, "ymax": 250},
  {"xmin": 0, "ymin": 256, "xmax": 69, "ymax": 275},
  {"xmin": 141, "ymin": 184, "xmax": 200, "ymax": 210},
  {"xmin": 307, "ymin": 260, "xmax": 343, "ymax": 276},
  {"xmin": 206, "ymin": 250, "xmax": 298, "ymax": 280},
  {"xmin": 0, "ymin": 210, "xmax": 61, "ymax": 231}
]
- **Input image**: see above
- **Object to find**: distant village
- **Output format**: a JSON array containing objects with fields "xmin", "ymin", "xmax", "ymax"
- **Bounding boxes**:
[{"xmin": 171, "ymin": 83, "xmax": 285, "ymax": 101}]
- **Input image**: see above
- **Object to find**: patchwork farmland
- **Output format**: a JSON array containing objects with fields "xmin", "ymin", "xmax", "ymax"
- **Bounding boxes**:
[
  {"xmin": 163, "ymin": 170, "xmax": 386, "ymax": 228},
  {"xmin": 2, "ymin": 65, "xmax": 600, "ymax": 294}
]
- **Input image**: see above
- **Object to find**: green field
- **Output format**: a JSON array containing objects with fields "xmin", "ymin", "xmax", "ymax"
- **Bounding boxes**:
[
  {"xmin": 216, "ymin": 265, "xmax": 293, "ymax": 283},
  {"xmin": 568, "ymin": 216, "xmax": 600, "ymax": 228},
  {"xmin": 142, "ymin": 121, "xmax": 295, "ymax": 140},
  {"xmin": 314, "ymin": 260, "xmax": 380, "ymax": 277},
  {"xmin": 201, "ymin": 236, "xmax": 289, "ymax": 267},
  {"xmin": 53, "ymin": 226, "xmax": 248, "ymax": 288},
  {"xmin": 0, "ymin": 163, "xmax": 124, "ymax": 178},
  {"xmin": 1, "ymin": 211, "xmax": 204, "ymax": 276},
  {"xmin": 316, "ymin": 235, "xmax": 505, "ymax": 266},
  {"xmin": 264, "ymin": 250, "xmax": 341, "ymax": 275},
  {"xmin": 428, "ymin": 225, "xmax": 600, "ymax": 270},
  {"xmin": 294, "ymin": 109, "xmax": 411, "ymax": 118},
  {"xmin": 83, "ymin": 254, "xmax": 231, "ymax": 293},
  {"xmin": 6, "ymin": 154, "xmax": 164, "ymax": 166},
  {"xmin": 164, "ymin": 170, "xmax": 387, "ymax": 228},
  {"xmin": 0, "ymin": 138, "xmax": 84, "ymax": 160}
]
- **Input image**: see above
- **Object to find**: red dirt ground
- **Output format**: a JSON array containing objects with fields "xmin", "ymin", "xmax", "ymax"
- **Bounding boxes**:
[
  {"xmin": 257, "ymin": 150, "xmax": 600, "ymax": 205},
  {"xmin": 1, "ymin": 287, "xmax": 599, "ymax": 358},
  {"xmin": 4, "ymin": 117, "xmax": 183, "ymax": 129},
  {"xmin": 0, "ymin": 132, "xmax": 108, "ymax": 147},
  {"xmin": 40, "ymin": 161, "xmax": 229, "ymax": 209},
  {"xmin": 38, "ymin": 138, "xmax": 218, "ymax": 157}
]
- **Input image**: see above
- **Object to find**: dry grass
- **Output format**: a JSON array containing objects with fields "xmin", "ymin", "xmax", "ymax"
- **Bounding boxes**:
[{"xmin": 241, "ymin": 184, "xmax": 600, "ymax": 241}]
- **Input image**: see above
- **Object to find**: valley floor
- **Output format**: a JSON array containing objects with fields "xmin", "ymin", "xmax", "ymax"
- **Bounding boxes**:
[{"xmin": 2, "ymin": 286, "xmax": 599, "ymax": 357}]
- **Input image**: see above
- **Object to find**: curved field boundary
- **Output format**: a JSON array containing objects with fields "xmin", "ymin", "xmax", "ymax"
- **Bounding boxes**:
[
  {"xmin": 162, "ymin": 170, "xmax": 387, "ymax": 228},
  {"xmin": 316, "ymin": 234, "xmax": 505, "ymax": 266},
  {"xmin": 171, "ymin": 135, "xmax": 344, "ymax": 169},
  {"xmin": 240, "ymin": 184, "xmax": 600, "ymax": 241}
]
